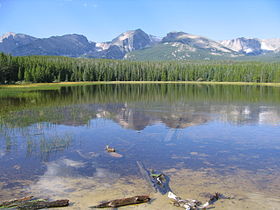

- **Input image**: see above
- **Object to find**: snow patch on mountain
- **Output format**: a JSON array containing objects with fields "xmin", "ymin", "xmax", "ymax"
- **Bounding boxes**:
[
  {"xmin": 220, "ymin": 38, "xmax": 262, "ymax": 54},
  {"xmin": 96, "ymin": 42, "xmax": 110, "ymax": 51},
  {"xmin": 260, "ymin": 38, "xmax": 280, "ymax": 51},
  {"xmin": 220, "ymin": 37, "xmax": 280, "ymax": 55},
  {"xmin": 0, "ymin": 32, "xmax": 16, "ymax": 42},
  {"xmin": 177, "ymin": 33, "xmax": 200, "ymax": 39}
]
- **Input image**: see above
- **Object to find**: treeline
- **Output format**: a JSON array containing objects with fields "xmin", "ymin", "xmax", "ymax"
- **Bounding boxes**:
[{"xmin": 0, "ymin": 52, "xmax": 280, "ymax": 83}]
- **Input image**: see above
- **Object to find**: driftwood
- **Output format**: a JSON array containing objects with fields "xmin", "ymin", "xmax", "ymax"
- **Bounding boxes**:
[
  {"xmin": 90, "ymin": 195, "xmax": 150, "ymax": 208},
  {"xmin": 17, "ymin": 199, "xmax": 69, "ymax": 210},
  {"xmin": 136, "ymin": 161, "xmax": 171, "ymax": 195},
  {"xmin": 0, "ymin": 196, "xmax": 69, "ymax": 209},
  {"xmin": 0, "ymin": 196, "xmax": 34, "ymax": 208},
  {"xmin": 168, "ymin": 191, "xmax": 229, "ymax": 210}
]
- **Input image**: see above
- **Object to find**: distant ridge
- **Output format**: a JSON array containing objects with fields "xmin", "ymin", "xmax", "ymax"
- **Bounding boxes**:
[{"xmin": 0, "ymin": 30, "xmax": 279, "ymax": 61}]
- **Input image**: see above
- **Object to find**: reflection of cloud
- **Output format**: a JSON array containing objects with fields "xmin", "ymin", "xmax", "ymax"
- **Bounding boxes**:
[
  {"xmin": 40, "ymin": 158, "xmax": 85, "ymax": 177},
  {"xmin": 0, "ymin": 149, "xmax": 5, "ymax": 158},
  {"xmin": 94, "ymin": 168, "xmax": 120, "ymax": 180},
  {"xmin": 29, "ymin": 158, "xmax": 86, "ymax": 196},
  {"xmin": 259, "ymin": 111, "xmax": 280, "ymax": 125},
  {"xmin": 29, "ymin": 158, "xmax": 120, "ymax": 197},
  {"xmin": 61, "ymin": 158, "xmax": 85, "ymax": 168}
]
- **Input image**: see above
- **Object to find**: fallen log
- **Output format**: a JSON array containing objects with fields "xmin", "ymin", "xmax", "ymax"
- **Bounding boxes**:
[
  {"xmin": 0, "ymin": 196, "xmax": 34, "ymax": 208},
  {"xmin": 17, "ymin": 199, "xmax": 69, "ymax": 209},
  {"xmin": 0, "ymin": 197, "xmax": 69, "ymax": 209},
  {"xmin": 90, "ymin": 195, "xmax": 150, "ymax": 208}
]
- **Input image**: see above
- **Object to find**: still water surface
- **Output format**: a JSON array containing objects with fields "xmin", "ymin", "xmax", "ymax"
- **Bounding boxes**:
[{"xmin": 0, "ymin": 84, "xmax": 280, "ymax": 209}]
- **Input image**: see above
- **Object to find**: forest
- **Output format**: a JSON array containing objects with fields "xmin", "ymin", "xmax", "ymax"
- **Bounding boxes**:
[{"xmin": 0, "ymin": 52, "xmax": 280, "ymax": 84}]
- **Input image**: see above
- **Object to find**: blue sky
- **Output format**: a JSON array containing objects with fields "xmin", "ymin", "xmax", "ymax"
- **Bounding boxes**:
[{"xmin": 0, "ymin": 0, "xmax": 280, "ymax": 42}]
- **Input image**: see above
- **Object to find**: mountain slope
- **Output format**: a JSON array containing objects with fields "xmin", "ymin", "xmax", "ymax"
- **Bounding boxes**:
[
  {"xmin": 162, "ymin": 32, "xmax": 234, "ymax": 53},
  {"xmin": 0, "ymin": 32, "xmax": 37, "ymax": 53},
  {"xmin": 12, "ymin": 34, "xmax": 96, "ymax": 57},
  {"xmin": 0, "ymin": 30, "xmax": 279, "ymax": 61},
  {"xmin": 126, "ymin": 32, "xmax": 240, "ymax": 61}
]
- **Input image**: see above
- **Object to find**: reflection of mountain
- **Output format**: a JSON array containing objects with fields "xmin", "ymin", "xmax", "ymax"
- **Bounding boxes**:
[
  {"xmin": 1, "ymin": 84, "xmax": 280, "ymax": 130},
  {"xmin": 161, "ymin": 115, "xmax": 208, "ymax": 129},
  {"xmin": 89, "ymin": 102, "xmax": 280, "ymax": 130},
  {"xmin": 216, "ymin": 105, "xmax": 280, "ymax": 125},
  {"xmin": 93, "ymin": 103, "xmax": 210, "ymax": 130}
]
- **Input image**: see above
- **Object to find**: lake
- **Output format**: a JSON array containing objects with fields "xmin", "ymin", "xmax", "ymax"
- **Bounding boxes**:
[{"xmin": 0, "ymin": 83, "xmax": 280, "ymax": 209}]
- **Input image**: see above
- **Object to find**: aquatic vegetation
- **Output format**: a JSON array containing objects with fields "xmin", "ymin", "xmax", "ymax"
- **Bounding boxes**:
[{"xmin": 38, "ymin": 135, "xmax": 72, "ymax": 160}]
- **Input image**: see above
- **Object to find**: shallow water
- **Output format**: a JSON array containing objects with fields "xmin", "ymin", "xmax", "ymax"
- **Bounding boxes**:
[{"xmin": 0, "ymin": 84, "xmax": 280, "ymax": 209}]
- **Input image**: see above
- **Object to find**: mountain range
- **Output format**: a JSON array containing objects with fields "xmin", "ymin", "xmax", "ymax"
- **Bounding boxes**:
[{"xmin": 1, "ymin": 29, "xmax": 280, "ymax": 61}]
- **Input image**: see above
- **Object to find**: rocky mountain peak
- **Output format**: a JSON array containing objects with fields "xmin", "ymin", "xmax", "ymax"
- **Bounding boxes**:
[
  {"xmin": 220, "ymin": 37, "xmax": 265, "ymax": 55},
  {"xmin": 111, "ymin": 28, "xmax": 152, "ymax": 52}
]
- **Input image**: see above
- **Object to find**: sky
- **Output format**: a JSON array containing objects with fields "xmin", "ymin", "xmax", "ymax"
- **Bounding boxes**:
[{"xmin": 0, "ymin": 0, "xmax": 280, "ymax": 42}]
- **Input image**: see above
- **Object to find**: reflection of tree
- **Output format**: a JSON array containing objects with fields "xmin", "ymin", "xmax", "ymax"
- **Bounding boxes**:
[{"xmin": 1, "ymin": 84, "xmax": 280, "ymax": 130}]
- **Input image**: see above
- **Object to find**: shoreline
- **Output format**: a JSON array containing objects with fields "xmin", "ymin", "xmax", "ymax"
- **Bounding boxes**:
[{"xmin": 1, "ymin": 81, "xmax": 280, "ymax": 89}]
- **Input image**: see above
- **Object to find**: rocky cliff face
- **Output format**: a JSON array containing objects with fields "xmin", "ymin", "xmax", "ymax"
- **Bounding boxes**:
[
  {"xmin": 220, "ymin": 37, "xmax": 280, "ymax": 55},
  {"xmin": 220, "ymin": 38, "xmax": 264, "ymax": 55}
]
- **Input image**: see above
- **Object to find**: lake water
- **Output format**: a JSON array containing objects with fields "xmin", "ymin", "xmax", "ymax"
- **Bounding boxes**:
[{"xmin": 0, "ymin": 84, "xmax": 280, "ymax": 209}]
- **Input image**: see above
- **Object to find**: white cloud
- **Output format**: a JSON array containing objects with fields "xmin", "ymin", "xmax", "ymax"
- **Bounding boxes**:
[{"xmin": 83, "ymin": 2, "xmax": 97, "ymax": 8}]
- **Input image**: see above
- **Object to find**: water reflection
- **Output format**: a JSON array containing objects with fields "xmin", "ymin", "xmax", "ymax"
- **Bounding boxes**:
[
  {"xmin": 0, "ymin": 84, "xmax": 280, "ymax": 207},
  {"xmin": 1, "ymin": 84, "xmax": 280, "ymax": 130}
]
